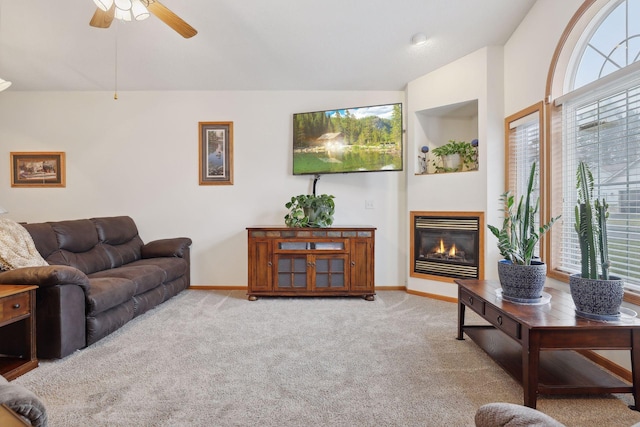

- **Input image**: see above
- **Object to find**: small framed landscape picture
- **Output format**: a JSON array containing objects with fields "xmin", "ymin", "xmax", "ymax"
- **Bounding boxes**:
[
  {"xmin": 10, "ymin": 152, "xmax": 66, "ymax": 188},
  {"xmin": 199, "ymin": 121, "xmax": 233, "ymax": 185}
]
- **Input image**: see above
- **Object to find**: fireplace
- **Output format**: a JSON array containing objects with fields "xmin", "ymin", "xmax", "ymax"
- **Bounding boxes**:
[{"xmin": 410, "ymin": 211, "xmax": 484, "ymax": 282}]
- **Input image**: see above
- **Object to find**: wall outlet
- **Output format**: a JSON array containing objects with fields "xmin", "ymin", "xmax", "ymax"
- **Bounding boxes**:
[{"xmin": 365, "ymin": 200, "xmax": 375, "ymax": 209}]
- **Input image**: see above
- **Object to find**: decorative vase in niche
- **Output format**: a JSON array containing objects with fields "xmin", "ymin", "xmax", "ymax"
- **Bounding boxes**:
[
  {"xmin": 569, "ymin": 273, "xmax": 624, "ymax": 320},
  {"xmin": 497, "ymin": 259, "xmax": 547, "ymax": 302},
  {"xmin": 442, "ymin": 154, "xmax": 461, "ymax": 171}
]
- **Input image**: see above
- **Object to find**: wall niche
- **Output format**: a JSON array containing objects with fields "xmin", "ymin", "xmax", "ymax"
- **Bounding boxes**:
[{"xmin": 415, "ymin": 99, "xmax": 479, "ymax": 175}]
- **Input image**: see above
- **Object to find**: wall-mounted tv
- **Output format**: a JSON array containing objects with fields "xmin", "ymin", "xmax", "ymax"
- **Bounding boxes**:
[{"xmin": 293, "ymin": 102, "xmax": 403, "ymax": 175}]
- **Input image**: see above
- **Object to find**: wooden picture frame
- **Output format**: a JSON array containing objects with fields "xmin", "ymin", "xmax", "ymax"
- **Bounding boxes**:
[
  {"xmin": 10, "ymin": 152, "xmax": 66, "ymax": 188},
  {"xmin": 199, "ymin": 122, "xmax": 233, "ymax": 185}
]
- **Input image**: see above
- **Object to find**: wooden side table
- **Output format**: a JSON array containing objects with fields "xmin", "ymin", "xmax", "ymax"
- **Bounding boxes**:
[{"xmin": 0, "ymin": 285, "xmax": 38, "ymax": 380}]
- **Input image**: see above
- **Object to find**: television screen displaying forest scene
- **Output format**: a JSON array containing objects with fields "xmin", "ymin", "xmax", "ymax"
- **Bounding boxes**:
[{"xmin": 293, "ymin": 103, "xmax": 403, "ymax": 175}]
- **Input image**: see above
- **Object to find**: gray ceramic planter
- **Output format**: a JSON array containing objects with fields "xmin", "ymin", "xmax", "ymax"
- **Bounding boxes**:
[
  {"xmin": 569, "ymin": 273, "xmax": 624, "ymax": 320},
  {"xmin": 497, "ymin": 259, "xmax": 547, "ymax": 302}
]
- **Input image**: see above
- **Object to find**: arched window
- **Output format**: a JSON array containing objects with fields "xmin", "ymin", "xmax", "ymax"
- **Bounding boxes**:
[
  {"xmin": 546, "ymin": 0, "xmax": 640, "ymax": 292},
  {"xmin": 572, "ymin": 0, "xmax": 640, "ymax": 89}
]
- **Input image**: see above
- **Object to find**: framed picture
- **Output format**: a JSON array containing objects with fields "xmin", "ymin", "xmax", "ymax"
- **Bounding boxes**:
[
  {"xmin": 199, "ymin": 121, "xmax": 233, "ymax": 185},
  {"xmin": 10, "ymin": 152, "xmax": 66, "ymax": 188}
]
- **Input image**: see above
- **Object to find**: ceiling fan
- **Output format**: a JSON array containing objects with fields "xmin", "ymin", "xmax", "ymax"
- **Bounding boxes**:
[{"xmin": 89, "ymin": 0, "xmax": 197, "ymax": 38}]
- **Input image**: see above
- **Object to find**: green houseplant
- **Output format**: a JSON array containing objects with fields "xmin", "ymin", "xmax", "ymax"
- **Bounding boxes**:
[
  {"xmin": 284, "ymin": 194, "xmax": 335, "ymax": 228},
  {"xmin": 569, "ymin": 161, "xmax": 624, "ymax": 319},
  {"xmin": 431, "ymin": 140, "xmax": 477, "ymax": 173},
  {"xmin": 487, "ymin": 162, "xmax": 560, "ymax": 301}
]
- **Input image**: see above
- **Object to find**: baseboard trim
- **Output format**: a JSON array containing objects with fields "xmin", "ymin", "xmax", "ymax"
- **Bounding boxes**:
[
  {"xmin": 406, "ymin": 289, "xmax": 457, "ymax": 304},
  {"xmin": 189, "ymin": 285, "xmax": 247, "ymax": 291},
  {"xmin": 576, "ymin": 349, "xmax": 632, "ymax": 383}
]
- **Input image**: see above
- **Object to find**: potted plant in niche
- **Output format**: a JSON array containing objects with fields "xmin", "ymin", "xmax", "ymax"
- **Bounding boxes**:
[
  {"xmin": 431, "ymin": 139, "xmax": 477, "ymax": 173},
  {"xmin": 569, "ymin": 161, "xmax": 624, "ymax": 320},
  {"xmin": 487, "ymin": 162, "xmax": 560, "ymax": 302},
  {"xmin": 284, "ymin": 194, "xmax": 335, "ymax": 228}
]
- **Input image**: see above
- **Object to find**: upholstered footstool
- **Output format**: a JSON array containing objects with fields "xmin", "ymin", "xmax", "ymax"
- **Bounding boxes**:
[
  {"xmin": 475, "ymin": 402, "xmax": 565, "ymax": 427},
  {"xmin": 0, "ymin": 376, "xmax": 47, "ymax": 427}
]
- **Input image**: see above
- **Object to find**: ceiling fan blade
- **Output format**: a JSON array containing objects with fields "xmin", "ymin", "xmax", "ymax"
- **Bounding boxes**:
[
  {"xmin": 89, "ymin": 4, "xmax": 115, "ymax": 29},
  {"xmin": 147, "ymin": 1, "xmax": 197, "ymax": 38}
]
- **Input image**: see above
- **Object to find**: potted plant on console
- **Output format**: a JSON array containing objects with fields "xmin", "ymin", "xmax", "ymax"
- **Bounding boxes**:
[
  {"xmin": 488, "ymin": 162, "xmax": 560, "ymax": 302},
  {"xmin": 284, "ymin": 193, "xmax": 335, "ymax": 228},
  {"xmin": 569, "ymin": 161, "xmax": 624, "ymax": 320}
]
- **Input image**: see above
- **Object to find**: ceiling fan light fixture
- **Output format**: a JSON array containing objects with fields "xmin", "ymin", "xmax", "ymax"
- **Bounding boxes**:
[
  {"xmin": 0, "ymin": 78, "xmax": 11, "ymax": 92},
  {"xmin": 114, "ymin": 0, "xmax": 132, "ymax": 11},
  {"xmin": 131, "ymin": 0, "xmax": 150, "ymax": 21},
  {"xmin": 114, "ymin": 7, "xmax": 132, "ymax": 21},
  {"xmin": 93, "ymin": 0, "xmax": 114, "ymax": 12}
]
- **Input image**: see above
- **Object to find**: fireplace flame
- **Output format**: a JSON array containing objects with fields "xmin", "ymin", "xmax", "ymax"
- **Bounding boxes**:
[
  {"xmin": 439, "ymin": 239, "xmax": 444, "ymax": 254},
  {"xmin": 449, "ymin": 244, "xmax": 456, "ymax": 257}
]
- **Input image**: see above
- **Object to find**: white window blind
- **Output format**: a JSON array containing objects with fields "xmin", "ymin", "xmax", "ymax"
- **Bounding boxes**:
[
  {"xmin": 508, "ymin": 111, "xmax": 542, "ymax": 257},
  {"xmin": 561, "ymin": 70, "xmax": 640, "ymax": 289},
  {"xmin": 509, "ymin": 112, "xmax": 541, "ymax": 196}
]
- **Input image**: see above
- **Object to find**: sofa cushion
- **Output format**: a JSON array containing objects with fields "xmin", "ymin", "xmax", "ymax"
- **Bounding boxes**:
[
  {"xmin": 51, "ymin": 219, "xmax": 99, "ymax": 253},
  {"xmin": 89, "ymin": 264, "xmax": 166, "ymax": 295},
  {"xmin": 128, "ymin": 257, "xmax": 187, "ymax": 283},
  {"xmin": 85, "ymin": 277, "xmax": 136, "ymax": 316},
  {"xmin": 22, "ymin": 222, "xmax": 60, "ymax": 262},
  {"xmin": 92, "ymin": 216, "xmax": 144, "ymax": 267},
  {"xmin": 48, "ymin": 220, "xmax": 112, "ymax": 274}
]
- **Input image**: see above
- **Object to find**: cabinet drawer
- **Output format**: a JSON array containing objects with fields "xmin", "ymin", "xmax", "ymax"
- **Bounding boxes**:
[
  {"xmin": 460, "ymin": 289, "xmax": 484, "ymax": 314},
  {"xmin": 484, "ymin": 304, "xmax": 520, "ymax": 340},
  {"xmin": 0, "ymin": 293, "xmax": 30, "ymax": 324}
]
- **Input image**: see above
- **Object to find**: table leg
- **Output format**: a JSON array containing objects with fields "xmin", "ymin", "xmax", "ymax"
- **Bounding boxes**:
[
  {"xmin": 631, "ymin": 329, "xmax": 640, "ymax": 411},
  {"xmin": 522, "ymin": 328, "xmax": 540, "ymax": 409},
  {"xmin": 457, "ymin": 300, "xmax": 466, "ymax": 340}
]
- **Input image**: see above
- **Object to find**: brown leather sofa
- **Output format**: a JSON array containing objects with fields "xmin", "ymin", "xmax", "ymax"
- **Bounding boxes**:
[{"xmin": 0, "ymin": 216, "xmax": 191, "ymax": 359}]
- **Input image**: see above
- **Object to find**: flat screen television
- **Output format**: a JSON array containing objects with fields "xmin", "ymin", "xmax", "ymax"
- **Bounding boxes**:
[{"xmin": 293, "ymin": 102, "xmax": 403, "ymax": 175}]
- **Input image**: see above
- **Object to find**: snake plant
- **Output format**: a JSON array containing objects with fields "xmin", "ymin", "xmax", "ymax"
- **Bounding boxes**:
[
  {"xmin": 488, "ymin": 162, "xmax": 560, "ymax": 265},
  {"xmin": 574, "ymin": 161, "xmax": 610, "ymax": 279}
]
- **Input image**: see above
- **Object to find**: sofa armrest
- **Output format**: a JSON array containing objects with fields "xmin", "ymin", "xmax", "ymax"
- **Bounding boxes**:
[
  {"xmin": 141, "ymin": 237, "xmax": 192, "ymax": 259},
  {"xmin": 0, "ymin": 265, "xmax": 90, "ymax": 290}
]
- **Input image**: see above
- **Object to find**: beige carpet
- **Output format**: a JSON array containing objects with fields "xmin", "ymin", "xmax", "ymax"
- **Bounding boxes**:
[{"xmin": 14, "ymin": 290, "xmax": 640, "ymax": 427}]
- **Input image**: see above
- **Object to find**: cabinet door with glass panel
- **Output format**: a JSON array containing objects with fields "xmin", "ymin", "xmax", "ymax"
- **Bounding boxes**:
[{"xmin": 274, "ymin": 239, "xmax": 349, "ymax": 293}]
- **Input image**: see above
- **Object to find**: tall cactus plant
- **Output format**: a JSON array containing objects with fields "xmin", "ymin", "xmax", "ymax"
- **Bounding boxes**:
[{"xmin": 574, "ymin": 161, "xmax": 610, "ymax": 279}]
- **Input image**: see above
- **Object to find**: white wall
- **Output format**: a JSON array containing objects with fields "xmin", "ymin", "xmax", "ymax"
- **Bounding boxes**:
[
  {"xmin": 406, "ymin": 47, "xmax": 505, "ymax": 299},
  {"xmin": 503, "ymin": 0, "xmax": 584, "ymax": 115},
  {"xmin": 0, "ymin": 90, "xmax": 406, "ymax": 288}
]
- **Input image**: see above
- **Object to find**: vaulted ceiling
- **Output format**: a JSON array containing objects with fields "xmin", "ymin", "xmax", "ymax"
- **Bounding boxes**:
[{"xmin": 0, "ymin": 0, "xmax": 536, "ymax": 91}]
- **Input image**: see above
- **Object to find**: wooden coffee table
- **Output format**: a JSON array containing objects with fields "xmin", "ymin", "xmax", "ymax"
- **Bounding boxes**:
[{"xmin": 455, "ymin": 279, "xmax": 640, "ymax": 410}]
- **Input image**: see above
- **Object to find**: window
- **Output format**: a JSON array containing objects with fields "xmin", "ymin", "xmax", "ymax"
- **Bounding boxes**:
[
  {"xmin": 572, "ymin": 0, "xmax": 640, "ymax": 89},
  {"xmin": 547, "ymin": 0, "xmax": 640, "ymax": 291},
  {"xmin": 505, "ymin": 103, "xmax": 544, "ymax": 257},
  {"xmin": 558, "ymin": 71, "xmax": 640, "ymax": 288}
]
